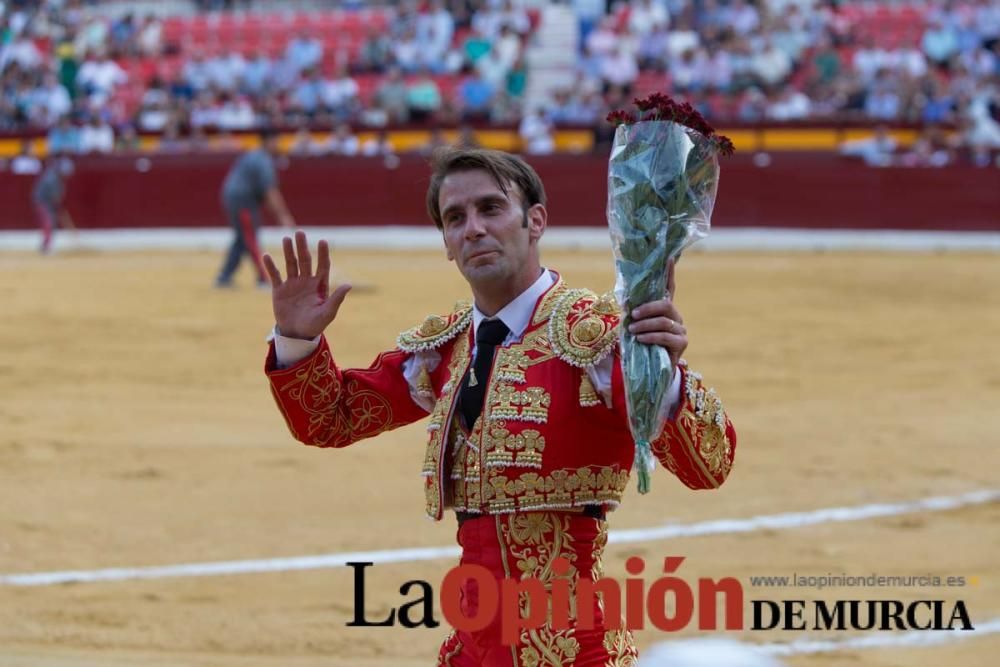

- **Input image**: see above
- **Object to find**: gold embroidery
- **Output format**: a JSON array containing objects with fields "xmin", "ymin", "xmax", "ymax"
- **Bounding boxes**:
[
  {"xmin": 549, "ymin": 289, "xmax": 619, "ymax": 368},
  {"xmin": 471, "ymin": 466, "xmax": 629, "ymax": 514},
  {"xmin": 579, "ymin": 373, "xmax": 601, "ymax": 407},
  {"xmin": 484, "ymin": 425, "xmax": 545, "ymax": 469},
  {"xmin": 422, "ymin": 335, "xmax": 471, "ymax": 516},
  {"xmin": 572, "ymin": 316, "xmax": 604, "ymax": 344},
  {"xmin": 531, "ymin": 279, "xmax": 569, "ymax": 326},
  {"xmin": 277, "ymin": 351, "xmax": 397, "ymax": 446},
  {"xmin": 501, "ymin": 513, "xmax": 582, "ymax": 667},
  {"xmin": 416, "ymin": 364, "xmax": 433, "ymax": 398},
  {"xmin": 489, "ymin": 384, "xmax": 551, "ymax": 423},
  {"xmin": 653, "ymin": 366, "xmax": 734, "ymax": 488},
  {"xmin": 603, "ymin": 628, "xmax": 639, "ymax": 666},
  {"xmin": 436, "ymin": 630, "xmax": 463, "ymax": 666},
  {"xmin": 592, "ymin": 291, "xmax": 620, "ymax": 317},
  {"xmin": 494, "ymin": 347, "xmax": 532, "ymax": 384},
  {"xmin": 398, "ymin": 306, "xmax": 472, "ymax": 352}
]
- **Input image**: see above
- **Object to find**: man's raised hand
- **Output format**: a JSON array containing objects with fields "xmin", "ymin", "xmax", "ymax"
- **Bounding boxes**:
[{"xmin": 262, "ymin": 230, "xmax": 352, "ymax": 340}]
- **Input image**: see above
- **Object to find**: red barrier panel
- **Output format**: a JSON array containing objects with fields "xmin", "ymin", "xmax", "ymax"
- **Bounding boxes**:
[{"xmin": 1, "ymin": 153, "xmax": 997, "ymax": 231}]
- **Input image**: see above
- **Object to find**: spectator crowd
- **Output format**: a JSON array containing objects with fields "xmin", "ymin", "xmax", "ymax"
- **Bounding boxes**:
[{"xmin": 0, "ymin": 0, "xmax": 997, "ymax": 161}]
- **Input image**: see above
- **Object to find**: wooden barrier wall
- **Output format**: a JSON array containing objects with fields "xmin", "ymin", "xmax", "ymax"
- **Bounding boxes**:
[{"xmin": 1, "ymin": 152, "xmax": 997, "ymax": 231}]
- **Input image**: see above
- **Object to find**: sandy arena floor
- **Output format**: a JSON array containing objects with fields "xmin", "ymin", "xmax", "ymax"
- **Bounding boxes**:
[{"xmin": 0, "ymin": 246, "xmax": 997, "ymax": 667}]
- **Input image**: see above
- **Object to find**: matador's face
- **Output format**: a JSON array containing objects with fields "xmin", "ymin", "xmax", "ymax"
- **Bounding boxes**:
[{"xmin": 438, "ymin": 169, "xmax": 545, "ymax": 296}]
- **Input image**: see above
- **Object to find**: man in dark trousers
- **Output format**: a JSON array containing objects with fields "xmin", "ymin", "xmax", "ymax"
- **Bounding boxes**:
[
  {"xmin": 216, "ymin": 128, "xmax": 296, "ymax": 288},
  {"xmin": 32, "ymin": 155, "xmax": 76, "ymax": 255}
]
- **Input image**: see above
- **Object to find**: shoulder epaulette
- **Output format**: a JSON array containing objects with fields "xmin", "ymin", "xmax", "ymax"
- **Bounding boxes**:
[
  {"xmin": 548, "ymin": 289, "xmax": 620, "ymax": 368},
  {"xmin": 397, "ymin": 301, "xmax": 473, "ymax": 352}
]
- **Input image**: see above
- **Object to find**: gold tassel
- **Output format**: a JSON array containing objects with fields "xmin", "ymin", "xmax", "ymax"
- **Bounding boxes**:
[
  {"xmin": 579, "ymin": 373, "xmax": 600, "ymax": 407},
  {"xmin": 416, "ymin": 364, "xmax": 433, "ymax": 398}
]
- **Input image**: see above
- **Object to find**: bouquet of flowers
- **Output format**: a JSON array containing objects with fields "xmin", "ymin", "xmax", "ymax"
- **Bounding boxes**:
[{"xmin": 606, "ymin": 94, "xmax": 733, "ymax": 493}]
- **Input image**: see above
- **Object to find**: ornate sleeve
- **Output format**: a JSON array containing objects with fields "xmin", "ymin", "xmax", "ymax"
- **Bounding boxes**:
[
  {"xmin": 265, "ymin": 336, "xmax": 430, "ymax": 448},
  {"xmin": 648, "ymin": 361, "xmax": 737, "ymax": 489}
]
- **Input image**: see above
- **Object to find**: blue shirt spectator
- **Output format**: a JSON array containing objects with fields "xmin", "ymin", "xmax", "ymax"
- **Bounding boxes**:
[{"xmin": 47, "ymin": 118, "xmax": 81, "ymax": 154}]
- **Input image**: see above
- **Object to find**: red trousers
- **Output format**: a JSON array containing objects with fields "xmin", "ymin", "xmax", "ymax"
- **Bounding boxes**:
[{"xmin": 436, "ymin": 511, "xmax": 638, "ymax": 667}]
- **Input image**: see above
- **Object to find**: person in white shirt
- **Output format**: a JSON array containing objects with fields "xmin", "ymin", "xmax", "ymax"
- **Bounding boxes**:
[{"xmin": 79, "ymin": 115, "xmax": 115, "ymax": 154}]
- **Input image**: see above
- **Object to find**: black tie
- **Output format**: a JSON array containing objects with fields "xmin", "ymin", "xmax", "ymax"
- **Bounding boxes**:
[{"xmin": 460, "ymin": 319, "xmax": 510, "ymax": 429}]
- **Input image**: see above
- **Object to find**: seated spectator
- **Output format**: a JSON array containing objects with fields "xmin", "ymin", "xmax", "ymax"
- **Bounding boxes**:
[
  {"xmin": 323, "ymin": 123, "xmax": 360, "ymax": 156},
  {"xmin": 79, "ymin": 114, "xmax": 114, "ymax": 153},
  {"xmin": 393, "ymin": 26, "xmax": 423, "ymax": 74},
  {"xmin": 74, "ymin": 16, "xmax": 109, "ymax": 58},
  {"xmin": 375, "ymin": 67, "xmax": 410, "ymax": 123},
  {"xmin": 637, "ymin": 25, "xmax": 670, "ymax": 71},
  {"xmin": 183, "ymin": 49, "xmax": 212, "ymax": 93},
  {"xmin": 494, "ymin": 24, "xmax": 523, "ymax": 70},
  {"xmin": 810, "ymin": 35, "xmax": 841, "ymax": 86},
  {"xmin": 665, "ymin": 17, "xmax": 700, "ymax": 61},
  {"xmin": 285, "ymin": 29, "xmax": 323, "ymax": 75},
  {"xmin": 31, "ymin": 72, "xmax": 72, "ymax": 127},
  {"xmin": 216, "ymin": 93, "xmax": 256, "ymax": 130},
  {"xmin": 290, "ymin": 68, "xmax": 325, "ymax": 118},
  {"xmin": 600, "ymin": 43, "xmax": 638, "ymax": 93},
  {"xmin": 628, "ymin": 0, "xmax": 669, "ymax": 37},
  {"xmin": 864, "ymin": 69, "xmax": 902, "ymax": 120},
  {"xmin": 47, "ymin": 115, "xmax": 81, "ymax": 154},
  {"xmin": 506, "ymin": 53, "xmax": 527, "ymax": 100},
  {"xmin": 457, "ymin": 70, "xmax": 495, "ymax": 121},
  {"xmin": 696, "ymin": 0, "xmax": 728, "ymax": 32},
  {"xmin": 322, "ymin": 64, "xmax": 360, "ymax": 121},
  {"xmin": 671, "ymin": 48, "xmax": 710, "ymax": 93},
  {"xmin": 76, "ymin": 50, "xmax": 127, "ymax": 104},
  {"xmin": 839, "ymin": 125, "xmax": 898, "ymax": 166},
  {"xmin": 407, "ymin": 74, "xmax": 443, "ymax": 122},
  {"xmin": 477, "ymin": 47, "xmax": 511, "ymax": 91},
  {"xmin": 290, "ymin": 126, "xmax": 323, "ymax": 156},
  {"xmin": 358, "ymin": 26, "xmax": 393, "ymax": 73},
  {"xmin": 766, "ymin": 87, "xmax": 812, "ymax": 120},
  {"xmin": 207, "ymin": 49, "xmax": 247, "ymax": 93},
  {"xmin": 362, "ymin": 127, "xmax": 395, "ymax": 157},
  {"xmin": 241, "ymin": 47, "xmax": 274, "ymax": 97},
  {"xmin": 462, "ymin": 26, "xmax": 493, "ymax": 67},
  {"xmin": 10, "ymin": 140, "xmax": 42, "ymax": 174},
  {"xmin": 585, "ymin": 17, "xmax": 618, "ymax": 59},
  {"xmin": 725, "ymin": 0, "xmax": 761, "ymax": 36},
  {"xmin": 136, "ymin": 14, "xmax": 162, "ymax": 57},
  {"xmin": 109, "ymin": 12, "xmax": 136, "ymax": 56},
  {"xmin": 519, "ymin": 108, "xmax": 555, "ymax": 154},
  {"xmin": 704, "ymin": 44, "xmax": 735, "ymax": 91},
  {"xmin": 418, "ymin": 0, "xmax": 455, "ymax": 68},
  {"xmin": 898, "ymin": 126, "xmax": 952, "ymax": 167},
  {"xmin": 922, "ymin": 18, "xmax": 959, "ymax": 67},
  {"xmin": 752, "ymin": 37, "xmax": 793, "ymax": 87}
]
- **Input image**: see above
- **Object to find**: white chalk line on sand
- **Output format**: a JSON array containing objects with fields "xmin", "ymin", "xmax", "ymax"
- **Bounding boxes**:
[
  {"xmin": 1, "ymin": 489, "xmax": 996, "ymax": 587},
  {"xmin": 756, "ymin": 618, "xmax": 1000, "ymax": 656},
  {"xmin": 2, "ymin": 226, "xmax": 1000, "ymax": 252}
]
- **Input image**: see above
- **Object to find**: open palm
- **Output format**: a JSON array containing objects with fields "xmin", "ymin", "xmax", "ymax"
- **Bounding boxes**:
[{"xmin": 262, "ymin": 231, "xmax": 352, "ymax": 340}]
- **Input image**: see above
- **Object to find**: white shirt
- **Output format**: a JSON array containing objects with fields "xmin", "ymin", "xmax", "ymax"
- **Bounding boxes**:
[{"xmin": 272, "ymin": 268, "xmax": 680, "ymax": 415}]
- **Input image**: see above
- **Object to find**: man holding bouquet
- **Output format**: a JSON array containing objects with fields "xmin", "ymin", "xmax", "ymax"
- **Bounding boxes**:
[{"xmin": 263, "ymin": 146, "xmax": 737, "ymax": 666}]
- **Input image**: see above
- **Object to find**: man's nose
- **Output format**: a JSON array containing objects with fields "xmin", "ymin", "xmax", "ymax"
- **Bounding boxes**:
[{"xmin": 464, "ymin": 212, "xmax": 487, "ymax": 239}]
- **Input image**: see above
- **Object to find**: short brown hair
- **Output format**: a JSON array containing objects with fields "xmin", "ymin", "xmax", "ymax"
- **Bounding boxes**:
[{"xmin": 426, "ymin": 147, "xmax": 546, "ymax": 230}]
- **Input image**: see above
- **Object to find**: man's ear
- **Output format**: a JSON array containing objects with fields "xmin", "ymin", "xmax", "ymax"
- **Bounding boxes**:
[{"xmin": 526, "ymin": 203, "xmax": 547, "ymax": 243}]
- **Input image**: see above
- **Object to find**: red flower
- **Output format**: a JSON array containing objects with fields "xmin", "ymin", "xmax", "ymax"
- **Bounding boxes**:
[
  {"xmin": 606, "ymin": 110, "xmax": 635, "ymax": 126},
  {"xmin": 608, "ymin": 93, "xmax": 734, "ymax": 156}
]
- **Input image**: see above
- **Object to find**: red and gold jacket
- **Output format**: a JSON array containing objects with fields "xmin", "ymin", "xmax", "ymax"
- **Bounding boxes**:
[{"xmin": 266, "ymin": 276, "xmax": 737, "ymax": 520}]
